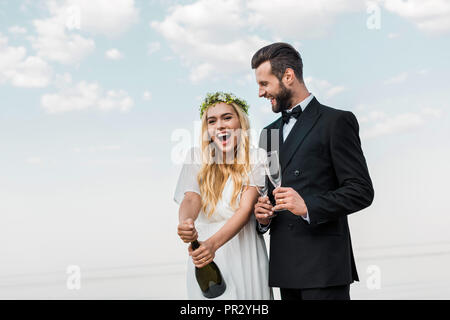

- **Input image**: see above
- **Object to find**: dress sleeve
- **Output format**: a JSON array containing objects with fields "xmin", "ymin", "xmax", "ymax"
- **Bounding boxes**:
[
  {"xmin": 247, "ymin": 147, "xmax": 267, "ymax": 187},
  {"xmin": 173, "ymin": 147, "xmax": 202, "ymax": 205}
]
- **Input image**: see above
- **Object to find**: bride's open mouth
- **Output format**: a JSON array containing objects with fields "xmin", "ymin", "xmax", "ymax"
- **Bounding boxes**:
[{"xmin": 216, "ymin": 131, "xmax": 232, "ymax": 146}]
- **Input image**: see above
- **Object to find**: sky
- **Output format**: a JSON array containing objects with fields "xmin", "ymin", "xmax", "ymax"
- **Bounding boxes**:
[{"xmin": 0, "ymin": 0, "xmax": 450, "ymax": 298}]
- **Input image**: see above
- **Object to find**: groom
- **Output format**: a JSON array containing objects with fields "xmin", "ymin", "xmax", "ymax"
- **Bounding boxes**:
[{"xmin": 252, "ymin": 43, "xmax": 374, "ymax": 300}]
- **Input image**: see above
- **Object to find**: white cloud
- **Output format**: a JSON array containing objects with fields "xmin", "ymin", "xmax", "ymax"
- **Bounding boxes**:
[
  {"xmin": 162, "ymin": 55, "xmax": 174, "ymax": 61},
  {"xmin": 151, "ymin": 0, "xmax": 268, "ymax": 82},
  {"xmin": 362, "ymin": 112, "xmax": 423, "ymax": 138},
  {"xmin": 105, "ymin": 48, "xmax": 123, "ymax": 60},
  {"xmin": 98, "ymin": 90, "xmax": 134, "ymax": 112},
  {"xmin": 417, "ymin": 68, "xmax": 430, "ymax": 75},
  {"xmin": 98, "ymin": 145, "xmax": 121, "ymax": 151},
  {"xmin": 45, "ymin": 0, "xmax": 139, "ymax": 36},
  {"xmin": 41, "ymin": 80, "xmax": 134, "ymax": 114},
  {"xmin": 72, "ymin": 145, "xmax": 122, "ymax": 153},
  {"xmin": 387, "ymin": 33, "xmax": 400, "ymax": 39},
  {"xmin": 246, "ymin": 0, "xmax": 363, "ymax": 39},
  {"xmin": 26, "ymin": 157, "xmax": 43, "ymax": 164},
  {"xmin": 360, "ymin": 108, "xmax": 442, "ymax": 139},
  {"xmin": 151, "ymin": 0, "xmax": 365, "ymax": 82},
  {"xmin": 421, "ymin": 107, "xmax": 442, "ymax": 118},
  {"xmin": 0, "ymin": 34, "xmax": 26, "ymax": 77},
  {"xmin": 142, "ymin": 90, "xmax": 152, "ymax": 101},
  {"xmin": 54, "ymin": 72, "xmax": 73, "ymax": 89},
  {"xmin": 29, "ymin": 0, "xmax": 139, "ymax": 65},
  {"xmin": 381, "ymin": 0, "xmax": 450, "ymax": 35},
  {"xmin": 384, "ymin": 72, "xmax": 408, "ymax": 85},
  {"xmin": 359, "ymin": 111, "xmax": 387, "ymax": 124},
  {"xmin": 384, "ymin": 68, "xmax": 430, "ymax": 85},
  {"xmin": 0, "ymin": 33, "xmax": 52, "ymax": 88},
  {"xmin": 30, "ymin": 9, "xmax": 95, "ymax": 65},
  {"xmin": 19, "ymin": 0, "xmax": 34, "ymax": 13},
  {"xmin": 325, "ymin": 85, "xmax": 346, "ymax": 98},
  {"xmin": 8, "ymin": 56, "xmax": 52, "ymax": 88},
  {"xmin": 147, "ymin": 42, "xmax": 161, "ymax": 55},
  {"xmin": 304, "ymin": 76, "xmax": 346, "ymax": 99},
  {"xmin": 8, "ymin": 25, "xmax": 27, "ymax": 34},
  {"xmin": 69, "ymin": 0, "xmax": 139, "ymax": 36}
]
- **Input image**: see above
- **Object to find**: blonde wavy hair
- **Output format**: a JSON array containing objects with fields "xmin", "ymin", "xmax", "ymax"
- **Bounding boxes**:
[{"xmin": 197, "ymin": 102, "xmax": 251, "ymax": 217}]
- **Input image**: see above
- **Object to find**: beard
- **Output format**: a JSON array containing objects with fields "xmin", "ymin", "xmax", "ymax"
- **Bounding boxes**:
[{"xmin": 272, "ymin": 81, "xmax": 293, "ymax": 113}]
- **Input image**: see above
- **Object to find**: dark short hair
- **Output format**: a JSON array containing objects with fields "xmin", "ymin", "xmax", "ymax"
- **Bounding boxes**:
[{"xmin": 251, "ymin": 42, "xmax": 303, "ymax": 82}]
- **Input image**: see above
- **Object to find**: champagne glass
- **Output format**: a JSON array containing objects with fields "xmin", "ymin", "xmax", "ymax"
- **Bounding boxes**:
[
  {"xmin": 257, "ymin": 183, "xmax": 268, "ymax": 198},
  {"xmin": 265, "ymin": 151, "xmax": 282, "ymax": 212},
  {"xmin": 249, "ymin": 158, "xmax": 268, "ymax": 197}
]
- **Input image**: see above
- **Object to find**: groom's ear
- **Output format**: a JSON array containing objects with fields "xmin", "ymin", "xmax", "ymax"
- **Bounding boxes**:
[{"xmin": 282, "ymin": 68, "xmax": 296, "ymax": 86}]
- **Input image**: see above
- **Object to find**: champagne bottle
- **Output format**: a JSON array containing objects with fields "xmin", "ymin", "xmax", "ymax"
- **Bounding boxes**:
[{"xmin": 191, "ymin": 240, "xmax": 226, "ymax": 298}]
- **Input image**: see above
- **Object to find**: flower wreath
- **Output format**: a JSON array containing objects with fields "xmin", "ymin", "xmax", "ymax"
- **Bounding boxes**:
[{"xmin": 199, "ymin": 92, "xmax": 249, "ymax": 119}]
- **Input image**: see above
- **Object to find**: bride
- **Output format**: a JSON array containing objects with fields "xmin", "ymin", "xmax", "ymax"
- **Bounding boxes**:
[{"xmin": 174, "ymin": 92, "xmax": 273, "ymax": 300}]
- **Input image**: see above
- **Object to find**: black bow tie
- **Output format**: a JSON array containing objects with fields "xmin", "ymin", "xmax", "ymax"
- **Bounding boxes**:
[{"xmin": 281, "ymin": 104, "xmax": 302, "ymax": 124}]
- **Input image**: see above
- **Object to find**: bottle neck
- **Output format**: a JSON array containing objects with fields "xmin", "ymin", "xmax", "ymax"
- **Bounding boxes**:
[{"xmin": 191, "ymin": 240, "xmax": 200, "ymax": 250}]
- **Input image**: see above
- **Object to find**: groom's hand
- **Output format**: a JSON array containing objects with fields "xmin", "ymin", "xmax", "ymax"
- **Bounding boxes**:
[
  {"xmin": 273, "ymin": 187, "xmax": 308, "ymax": 217},
  {"xmin": 254, "ymin": 196, "xmax": 274, "ymax": 225},
  {"xmin": 177, "ymin": 218, "xmax": 198, "ymax": 243}
]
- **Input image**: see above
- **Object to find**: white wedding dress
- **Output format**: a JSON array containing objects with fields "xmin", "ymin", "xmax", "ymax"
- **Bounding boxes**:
[{"xmin": 174, "ymin": 147, "xmax": 273, "ymax": 300}]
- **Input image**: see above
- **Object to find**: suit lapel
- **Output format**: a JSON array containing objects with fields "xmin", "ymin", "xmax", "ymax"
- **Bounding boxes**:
[{"xmin": 280, "ymin": 97, "xmax": 322, "ymax": 174}]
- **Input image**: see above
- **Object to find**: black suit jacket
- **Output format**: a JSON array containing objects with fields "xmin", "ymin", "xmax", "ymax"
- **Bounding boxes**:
[{"xmin": 258, "ymin": 97, "xmax": 374, "ymax": 289}]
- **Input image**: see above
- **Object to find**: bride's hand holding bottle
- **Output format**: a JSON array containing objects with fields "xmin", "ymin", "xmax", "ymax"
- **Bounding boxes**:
[
  {"xmin": 188, "ymin": 239, "xmax": 217, "ymax": 269},
  {"xmin": 177, "ymin": 218, "xmax": 198, "ymax": 243}
]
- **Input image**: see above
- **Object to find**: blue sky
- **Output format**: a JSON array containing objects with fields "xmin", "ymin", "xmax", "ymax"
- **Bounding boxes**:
[{"xmin": 1, "ymin": 0, "xmax": 450, "ymax": 297}]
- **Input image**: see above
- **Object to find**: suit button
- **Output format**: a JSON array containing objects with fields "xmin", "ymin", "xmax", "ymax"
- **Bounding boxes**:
[
  {"xmin": 294, "ymin": 170, "xmax": 300, "ymax": 176},
  {"xmin": 288, "ymin": 223, "xmax": 293, "ymax": 230}
]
